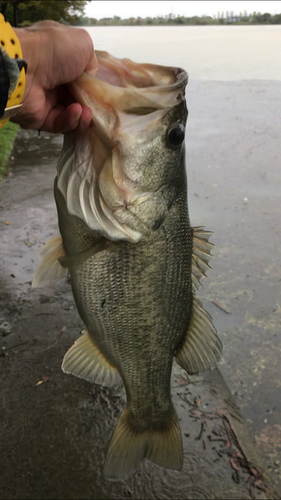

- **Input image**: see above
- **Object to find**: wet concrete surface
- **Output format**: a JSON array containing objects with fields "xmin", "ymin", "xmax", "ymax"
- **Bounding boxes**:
[{"xmin": 0, "ymin": 80, "xmax": 280, "ymax": 498}]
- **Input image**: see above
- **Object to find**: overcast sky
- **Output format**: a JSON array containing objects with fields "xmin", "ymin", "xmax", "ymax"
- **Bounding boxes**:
[{"xmin": 84, "ymin": 1, "xmax": 281, "ymax": 19}]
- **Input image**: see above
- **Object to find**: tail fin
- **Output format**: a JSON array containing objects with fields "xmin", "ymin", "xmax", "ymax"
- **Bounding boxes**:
[{"xmin": 104, "ymin": 406, "xmax": 182, "ymax": 480}]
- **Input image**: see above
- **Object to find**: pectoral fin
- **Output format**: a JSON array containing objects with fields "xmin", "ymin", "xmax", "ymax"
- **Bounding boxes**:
[
  {"xmin": 58, "ymin": 240, "xmax": 112, "ymax": 268},
  {"xmin": 175, "ymin": 295, "xmax": 222, "ymax": 374},
  {"xmin": 62, "ymin": 329, "xmax": 121, "ymax": 386},
  {"xmin": 32, "ymin": 236, "xmax": 68, "ymax": 288}
]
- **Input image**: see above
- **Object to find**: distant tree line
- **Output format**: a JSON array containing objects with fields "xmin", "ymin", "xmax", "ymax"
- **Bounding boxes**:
[
  {"xmin": 80, "ymin": 12, "xmax": 281, "ymax": 26},
  {"xmin": 0, "ymin": 2, "xmax": 280, "ymax": 27}
]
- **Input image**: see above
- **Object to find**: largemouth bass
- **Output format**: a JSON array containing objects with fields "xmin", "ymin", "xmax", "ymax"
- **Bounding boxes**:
[{"xmin": 33, "ymin": 52, "xmax": 222, "ymax": 480}]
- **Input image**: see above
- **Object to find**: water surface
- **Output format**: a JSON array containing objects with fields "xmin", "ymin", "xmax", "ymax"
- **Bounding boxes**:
[{"xmin": 85, "ymin": 25, "xmax": 281, "ymax": 80}]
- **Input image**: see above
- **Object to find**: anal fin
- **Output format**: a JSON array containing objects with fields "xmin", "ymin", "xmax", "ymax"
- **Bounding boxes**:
[
  {"xmin": 32, "ymin": 236, "xmax": 68, "ymax": 288},
  {"xmin": 175, "ymin": 295, "xmax": 222, "ymax": 374},
  {"xmin": 62, "ymin": 329, "xmax": 121, "ymax": 386}
]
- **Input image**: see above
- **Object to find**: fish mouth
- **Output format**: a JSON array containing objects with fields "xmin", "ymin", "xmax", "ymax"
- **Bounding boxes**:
[
  {"xmin": 95, "ymin": 50, "xmax": 188, "ymax": 91},
  {"xmin": 57, "ymin": 53, "xmax": 188, "ymax": 243},
  {"xmin": 70, "ymin": 51, "xmax": 188, "ymax": 142}
]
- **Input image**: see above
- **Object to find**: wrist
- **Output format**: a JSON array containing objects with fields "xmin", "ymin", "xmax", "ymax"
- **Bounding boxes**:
[
  {"xmin": 13, "ymin": 28, "xmax": 41, "ymax": 101},
  {"xmin": 0, "ymin": 15, "xmax": 27, "ymax": 127}
]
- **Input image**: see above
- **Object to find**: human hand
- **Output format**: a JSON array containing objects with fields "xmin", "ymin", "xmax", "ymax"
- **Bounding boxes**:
[{"xmin": 13, "ymin": 21, "xmax": 98, "ymax": 134}]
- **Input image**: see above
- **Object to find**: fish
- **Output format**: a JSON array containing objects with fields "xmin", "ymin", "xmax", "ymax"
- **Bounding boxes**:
[{"xmin": 32, "ymin": 51, "xmax": 222, "ymax": 480}]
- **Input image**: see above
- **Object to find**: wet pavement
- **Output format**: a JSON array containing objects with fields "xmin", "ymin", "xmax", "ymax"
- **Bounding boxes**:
[{"xmin": 0, "ymin": 80, "xmax": 280, "ymax": 498}]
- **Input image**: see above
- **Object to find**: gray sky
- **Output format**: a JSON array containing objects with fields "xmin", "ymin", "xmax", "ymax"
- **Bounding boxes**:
[{"xmin": 84, "ymin": 1, "xmax": 281, "ymax": 19}]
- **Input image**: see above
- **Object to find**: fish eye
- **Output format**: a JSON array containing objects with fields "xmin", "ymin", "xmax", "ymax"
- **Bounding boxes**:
[{"xmin": 166, "ymin": 123, "xmax": 185, "ymax": 148}]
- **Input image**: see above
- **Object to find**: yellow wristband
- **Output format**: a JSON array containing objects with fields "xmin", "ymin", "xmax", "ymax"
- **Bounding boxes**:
[{"xmin": 0, "ymin": 13, "xmax": 25, "ymax": 129}]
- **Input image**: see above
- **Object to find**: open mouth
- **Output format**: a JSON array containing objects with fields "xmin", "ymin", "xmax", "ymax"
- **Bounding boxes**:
[
  {"xmin": 96, "ymin": 51, "xmax": 187, "ymax": 89},
  {"xmin": 70, "ymin": 51, "xmax": 188, "ymax": 127}
]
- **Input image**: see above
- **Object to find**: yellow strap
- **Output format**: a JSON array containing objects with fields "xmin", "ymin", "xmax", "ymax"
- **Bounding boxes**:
[{"xmin": 0, "ymin": 13, "xmax": 25, "ymax": 129}]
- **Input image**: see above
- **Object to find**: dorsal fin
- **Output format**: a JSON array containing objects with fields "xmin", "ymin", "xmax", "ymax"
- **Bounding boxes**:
[{"xmin": 192, "ymin": 226, "xmax": 214, "ymax": 292}]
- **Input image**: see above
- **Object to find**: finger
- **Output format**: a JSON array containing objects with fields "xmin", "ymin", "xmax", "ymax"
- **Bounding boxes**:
[
  {"xmin": 40, "ymin": 103, "xmax": 93, "ymax": 134},
  {"xmin": 85, "ymin": 49, "xmax": 99, "ymax": 76},
  {"xmin": 75, "ymin": 106, "xmax": 93, "ymax": 134},
  {"xmin": 41, "ymin": 103, "xmax": 83, "ymax": 134}
]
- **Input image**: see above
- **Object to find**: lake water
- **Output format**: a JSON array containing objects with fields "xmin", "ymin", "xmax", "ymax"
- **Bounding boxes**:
[{"xmin": 85, "ymin": 25, "xmax": 281, "ymax": 80}]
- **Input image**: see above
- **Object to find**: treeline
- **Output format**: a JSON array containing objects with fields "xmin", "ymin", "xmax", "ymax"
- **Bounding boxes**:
[
  {"xmin": 1, "ymin": 2, "xmax": 281, "ymax": 27},
  {"xmin": 79, "ymin": 12, "xmax": 281, "ymax": 26}
]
